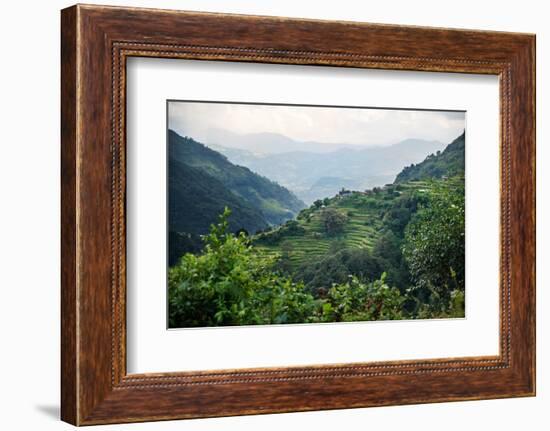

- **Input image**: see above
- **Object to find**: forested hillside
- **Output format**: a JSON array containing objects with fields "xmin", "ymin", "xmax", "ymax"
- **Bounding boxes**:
[
  {"xmin": 169, "ymin": 130, "xmax": 305, "ymax": 226},
  {"xmin": 168, "ymin": 157, "xmax": 268, "ymax": 233},
  {"xmin": 168, "ymin": 130, "xmax": 305, "ymax": 265},
  {"xmin": 395, "ymin": 131, "xmax": 465, "ymax": 183}
]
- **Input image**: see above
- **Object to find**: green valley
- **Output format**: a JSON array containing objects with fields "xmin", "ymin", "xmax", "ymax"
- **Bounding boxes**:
[{"xmin": 168, "ymin": 125, "xmax": 466, "ymax": 327}]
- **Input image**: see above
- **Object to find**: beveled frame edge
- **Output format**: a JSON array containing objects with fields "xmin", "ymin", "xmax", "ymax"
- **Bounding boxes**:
[{"xmin": 61, "ymin": 4, "xmax": 535, "ymax": 426}]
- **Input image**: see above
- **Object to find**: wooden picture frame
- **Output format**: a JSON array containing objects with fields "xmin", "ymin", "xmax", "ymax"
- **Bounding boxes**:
[{"xmin": 61, "ymin": 4, "xmax": 535, "ymax": 426}]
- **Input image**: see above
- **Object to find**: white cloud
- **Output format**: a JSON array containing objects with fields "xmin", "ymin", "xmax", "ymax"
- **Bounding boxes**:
[{"xmin": 168, "ymin": 101, "xmax": 465, "ymax": 148}]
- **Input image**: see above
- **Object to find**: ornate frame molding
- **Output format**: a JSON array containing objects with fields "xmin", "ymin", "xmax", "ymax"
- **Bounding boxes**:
[{"xmin": 61, "ymin": 5, "xmax": 535, "ymax": 425}]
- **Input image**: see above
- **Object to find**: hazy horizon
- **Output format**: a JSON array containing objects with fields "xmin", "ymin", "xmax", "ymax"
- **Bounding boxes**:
[{"xmin": 168, "ymin": 101, "xmax": 465, "ymax": 154}]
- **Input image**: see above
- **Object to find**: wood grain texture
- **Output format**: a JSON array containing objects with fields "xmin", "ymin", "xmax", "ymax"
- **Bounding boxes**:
[
  {"xmin": 60, "ymin": 4, "xmax": 536, "ymax": 426},
  {"xmin": 60, "ymin": 5, "xmax": 78, "ymax": 425}
]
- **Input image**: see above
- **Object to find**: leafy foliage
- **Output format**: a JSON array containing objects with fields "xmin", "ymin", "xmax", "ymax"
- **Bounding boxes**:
[
  {"xmin": 371, "ymin": 231, "xmax": 409, "ymax": 292},
  {"xmin": 321, "ymin": 207, "xmax": 348, "ymax": 236},
  {"xmin": 320, "ymin": 274, "xmax": 405, "ymax": 322},
  {"xmin": 169, "ymin": 209, "xmax": 408, "ymax": 327},
  {"xmin": 295, "ymin": 247, "xmax": 382, "ymax": 296},
  {"xmin": 169, "ymin": 208, "xmax": 317, "ymax": 327},
  {"xmin": 402, "ymin": 180, "xmax": 465, "ymax": 313}
]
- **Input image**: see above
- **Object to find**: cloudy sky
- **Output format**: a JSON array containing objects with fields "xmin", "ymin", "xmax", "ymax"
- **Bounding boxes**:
[{"xmin": 168, "ymin": 101, "xmax": 465, "ymax": 148}]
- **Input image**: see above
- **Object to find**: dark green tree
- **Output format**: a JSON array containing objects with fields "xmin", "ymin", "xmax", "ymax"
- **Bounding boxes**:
[
  {"xmin": 402, "ymin": 182, "xmax": 465, "ymax": 314},
  {"xmin": 321, "ymin": 207, "xmax": 348, "ymax": 236}
]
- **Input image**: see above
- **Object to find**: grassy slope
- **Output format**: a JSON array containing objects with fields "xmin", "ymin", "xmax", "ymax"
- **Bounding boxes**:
[{"xmin": 254, "ymin": 179, "xmax": 450, "ymax": 268}]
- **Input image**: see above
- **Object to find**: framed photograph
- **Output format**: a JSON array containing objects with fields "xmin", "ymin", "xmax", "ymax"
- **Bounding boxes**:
[
  {"xmin": 61, "ymin": 4, "xmax": 535, "ymax": 425},
  {"xmin": 164, "ymin": 100, "xmax": 467, "ymax": 330}
]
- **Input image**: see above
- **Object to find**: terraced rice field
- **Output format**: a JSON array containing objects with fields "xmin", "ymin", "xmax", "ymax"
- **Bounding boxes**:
[
  {"xmin": 254, "ymin": 203, "xmax": 383, "ymax": 268},
  {"xmin": 253, "ymin": 179, "xmax": 462, "ymax": 269}
]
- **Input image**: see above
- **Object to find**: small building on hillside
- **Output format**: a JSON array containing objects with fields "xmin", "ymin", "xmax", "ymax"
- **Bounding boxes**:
[{"xmin": 338, "ymin": 188, "xmax": 352, "ymax": 197}]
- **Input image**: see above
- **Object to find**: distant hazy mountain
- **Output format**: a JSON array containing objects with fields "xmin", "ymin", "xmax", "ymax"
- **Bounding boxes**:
[
  {"xmin": 211, "ymin": 137, "xmax": 446, "ymax": 204},
  {"xmin": 169, "ymin": 130, "xmax": 305, "ymax": 230},
  {"xmin": 202, "ymin": 128, "xmax": 361, "ymax": 155},
  {"xmin": 395, "ymin": 132, "xmax": 465, "ymax": 183}
]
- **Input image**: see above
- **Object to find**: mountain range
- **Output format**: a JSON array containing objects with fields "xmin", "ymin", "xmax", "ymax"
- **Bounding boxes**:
[
  {"xmin": 210, "ymin": 135, "xmax": 447, "ymax": 204},
  {"xmin": 200, "ymin": 128, "xmax": 363, "ymax": 155}
]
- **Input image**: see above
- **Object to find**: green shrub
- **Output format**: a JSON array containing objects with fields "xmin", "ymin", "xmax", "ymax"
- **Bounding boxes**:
[
  {"xmin": 320, "ymin": 274, "xmax": 404, "ymax": 322},
  {"xmin": 169, "ymin": 208, "xmax": 317, "ymax": 327}
]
